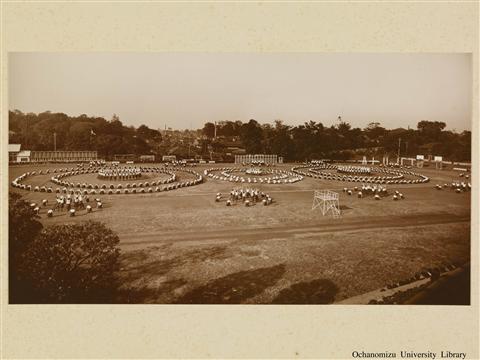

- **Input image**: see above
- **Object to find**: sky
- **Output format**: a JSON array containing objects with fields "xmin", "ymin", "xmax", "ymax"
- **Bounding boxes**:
[{"xmin": 9, "ymin": 53, "xmax": 472, "ymax": 131}]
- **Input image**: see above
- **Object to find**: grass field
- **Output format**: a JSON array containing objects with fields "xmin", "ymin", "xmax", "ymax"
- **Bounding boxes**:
[{"xmin": 9, "ymin": 163, "xmax": 471, "ymax": 304}]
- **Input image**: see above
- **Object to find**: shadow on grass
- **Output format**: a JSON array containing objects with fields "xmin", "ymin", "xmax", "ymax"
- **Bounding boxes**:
[
  {"xmin": 115, "ymin": 278, "xmax": 188, "ymax": 303},
  {"xmin": 271, "ymin": 278, "xmax": 339, "ymax": 304},
  {"xmin": 113, "ymin": 246, "xmax": 232, "ymax": 303},
  {"xmin": 175, "ymin": 264, "xmax": 286, "ymax": 304},
  {"xmin": 120, "ymin": 245, "xmax": 229, "ymax": 282}
]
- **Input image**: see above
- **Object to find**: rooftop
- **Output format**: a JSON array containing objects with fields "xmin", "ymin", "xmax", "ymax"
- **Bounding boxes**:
[
  {"xmin": 8, "ymin": 144, "xmax": 21, "ymax": 152},
  {"xmin": 17, "ymin": 150, "xmax": 31, "ymax": 157}
]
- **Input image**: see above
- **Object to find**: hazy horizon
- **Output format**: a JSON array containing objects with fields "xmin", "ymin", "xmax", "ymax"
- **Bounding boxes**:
[{"xmin": 9, "ymin": 53, "xmax": 472, "ymax": 131}]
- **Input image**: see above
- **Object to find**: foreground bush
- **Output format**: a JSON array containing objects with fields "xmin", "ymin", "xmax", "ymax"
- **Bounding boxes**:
[
  {"xmin": 21, "ymin": 221, "xmax": 120, "ymax": 303},
  {"xmin": 9, "ymin": 192, "xmax": 43, "ymax": 303},
  {"xmin": 8, "ymin": 193, "xmax": 122, "ymax": 303}
]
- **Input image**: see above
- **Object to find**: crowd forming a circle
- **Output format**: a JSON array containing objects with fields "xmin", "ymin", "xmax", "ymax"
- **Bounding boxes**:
[
  {"xmin": 292, "ymin": 162, "xmax": 430, "ymax": 185},
  {"xmin": 204, "ymin": 167, "xmax": 304, "ymax": 184},
  {"xmin": 11, "ymin": 164, "xmax": 203, "ymax": 195}
]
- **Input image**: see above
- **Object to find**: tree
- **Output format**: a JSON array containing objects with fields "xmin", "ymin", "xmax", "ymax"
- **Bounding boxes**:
[
  {"xmin": 106, "ymin": 116, "xmax": 125, "ymax": 136},
  {"xmin": 216, "ymin": 121, "xmax": 235, "ymax": 137},
  {"xmin": 137, "ymin": 124, "xmax": 162, "ymax": 142},
  {"xmin": 290, "ymin": 121, "xmax": 317, "ymax": 160},
  {"xmin": 364, "ymin": 122, "xmax": 386, "ymax": 145},
  {"xmin": 9, "ymin": 193, "xmax": 43, "ymax": 257},
  {"xmin": 417, "ymin": 120, "xmax": 446, "ymax": 142},
  {"xmin": 337, "ymin": 120, "xmax": 351, "ymax": 134},
  {"xmin": 240, "ymin": 119, "xmax": 264, "ymax": 153},
  {"xmin": 133, "ymin": 136, "xmax": 152, "ymax": 155},
  {"xmin": 203, "ymin": 122, "xmax": 216, "ymax": 138},
  {"xmin": 66, "ymin": 122, "xmax": 92, "ymax": 150},
  {"xmin": 417, "ymin": 120, "xmax": 446, "ymax": 132},
  {"xmin": 9, "ymin": 192, "xmax": 43, "ymax": 303},
  {"xmin": 18, "ymin": 221, "xmax": 121, "ymax": 303}
]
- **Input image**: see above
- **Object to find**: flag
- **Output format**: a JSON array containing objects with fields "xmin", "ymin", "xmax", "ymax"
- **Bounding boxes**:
[{"xmin": 90, "ymin": 129, "xmax": 96, "ymax": 136}]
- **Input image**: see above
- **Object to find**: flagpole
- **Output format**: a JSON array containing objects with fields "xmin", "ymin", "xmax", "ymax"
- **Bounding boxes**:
[{"xmin": 90, "ymin": 129, "xmax": 96, "ymax": 150}]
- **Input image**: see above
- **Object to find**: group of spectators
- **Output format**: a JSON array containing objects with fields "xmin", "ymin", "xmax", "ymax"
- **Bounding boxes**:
[
  {"xmin": 53, "ymin": 193, "xmax": 90, "ymax": 211},
  {"xmin": 215, "ymin": 188, "xmax": 274, "ymax": 206}
]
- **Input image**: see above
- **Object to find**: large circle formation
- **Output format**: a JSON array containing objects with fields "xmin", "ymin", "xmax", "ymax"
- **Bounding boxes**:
[
  {"xmin": 204, "ymin": 167, "xmax": 303, "ymax": 184},
  {"xmin": 11, "ymin": 165, "xmax": 204, "ymax": 195},
  {"xmin": 50, "ymin": 166, "xmax": 178, "ymax": 188},
  {"xmin": 292, "ymin": 163, "xmax": 429, "ymax": 185}
]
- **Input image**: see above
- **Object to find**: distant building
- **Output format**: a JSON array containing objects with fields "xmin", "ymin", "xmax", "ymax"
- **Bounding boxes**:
[
  {"xmin": 31, "ymin": 151, "xmax": 98, "ymax": 162},
  {"xmin": 235, "ymin": 154, "xmax": 278, "ymax": 165},
  {"xmin": 8, "ymin": 144, "xmax": 21, "ymax": 162},
  {"xmin": 227, "ymin": 147, "xmax": 246, "ymax": 155},
  {"xmin": 10, "ymin": 145, "xmax": 99, "ymax": 164},
  {"xmin": 16, "ymin": 150, "xmax": 31, "ymax": 163},
  {"xmin": 162, "ymin": 155, "xmax": 177, "ymax": 162},
  {"xmin": 113, "ymin": 154, "xmax": 136, "ymax": 163},
  {"xmin": 139, "ymin": 154, "xmax": 155, "ymax": 162}
]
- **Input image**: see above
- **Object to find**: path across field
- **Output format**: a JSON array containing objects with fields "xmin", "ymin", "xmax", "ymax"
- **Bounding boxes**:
[{"xmin": 120, "ymin": 212, "xmax": 470, "ymax": 248}]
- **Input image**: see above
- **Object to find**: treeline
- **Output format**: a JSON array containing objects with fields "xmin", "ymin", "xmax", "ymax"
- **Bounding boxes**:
[
  {"xmin": 204, "ymin": 119, "xmax": 471, "ymax": 161},
  {"xmin": 9, "ymin": 110, "xmax": 162, "ymax": 158},
  {"xmin": 9, "ymin": 110, "xmax": 471, "ymax": 161}
]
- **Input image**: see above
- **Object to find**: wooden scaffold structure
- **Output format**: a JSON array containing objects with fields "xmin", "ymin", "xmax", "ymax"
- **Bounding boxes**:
[{"xmin": 312, "ymin": 190, "xmax": 341, "ymax": 218}]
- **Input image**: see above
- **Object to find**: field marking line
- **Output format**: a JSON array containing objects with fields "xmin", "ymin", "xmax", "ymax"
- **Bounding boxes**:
[{"xmin": 118, "ymin": 217, "xmax": 470, "ymax": 247}]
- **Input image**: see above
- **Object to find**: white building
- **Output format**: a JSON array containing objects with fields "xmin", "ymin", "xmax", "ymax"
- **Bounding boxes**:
[
  {"xmin": 234, "ymin": 154, "xmax": 278, "ymax": 165},
  {"xmin": 31, "ymin": 151, "xmax": 98, "ymax": 162},
  {"xmin": 16, "ymin": 150, "xmax": 31, "ymax": 163},
  {"xmin": 8, "ymin": 144, "xmax": 21, "ymax": 162}
]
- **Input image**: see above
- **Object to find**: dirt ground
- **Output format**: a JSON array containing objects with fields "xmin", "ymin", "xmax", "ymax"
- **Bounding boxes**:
[{"xmin": 8, "ymin": 162, "xmax": 471, "ymax": 304}]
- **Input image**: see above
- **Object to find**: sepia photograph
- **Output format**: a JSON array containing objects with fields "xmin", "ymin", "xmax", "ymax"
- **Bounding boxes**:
[{"xmin": 8, "ymin": 52, "xmax": 472, "ymax": 305}]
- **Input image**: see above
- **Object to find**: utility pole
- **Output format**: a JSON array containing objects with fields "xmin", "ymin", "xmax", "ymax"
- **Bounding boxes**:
[
  {"xmin": 24, "ymin": 118, "xmax": 28, "ymax": 147},
  {"xmin": 133, "ymin": 135, "xmax": 137, "ymax": 156},
  {"xmin": 397, "ymin": 137, "xmax": 401, "ymax": 163},
  {"xmin": 53, "ymin": 132, "xmax": 57, "ymax": 152}
]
